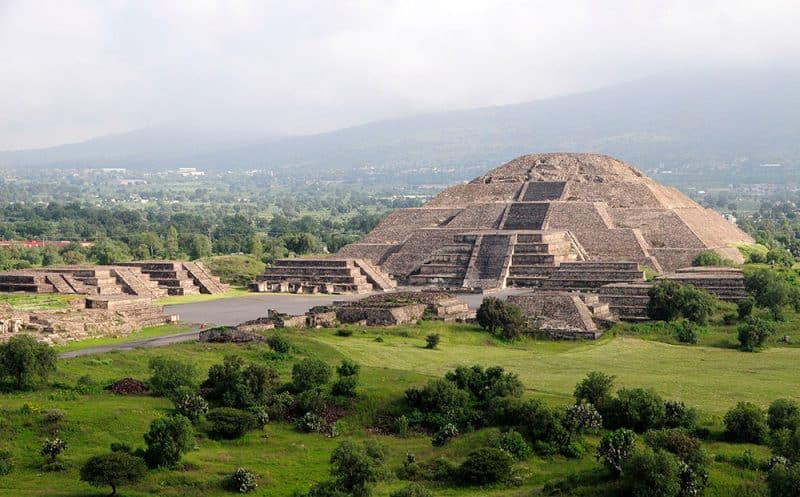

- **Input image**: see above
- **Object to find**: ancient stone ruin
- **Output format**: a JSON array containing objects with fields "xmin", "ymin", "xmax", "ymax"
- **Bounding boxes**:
[
  {"xmin": 258, "ymin": 153, "xmax": 752, "ymax": 294},
  {"xmin": 0, "ymin": 260, "xmax": 228, "ymax": 297}
]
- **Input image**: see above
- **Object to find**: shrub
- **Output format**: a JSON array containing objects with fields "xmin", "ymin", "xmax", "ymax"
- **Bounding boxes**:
[
  {"xmin": 0, "ymin": 450, "xmax": 12, "ymax": 476},
  {"xmin": 644, "ymin": 428, "xmax": 707, "ymax": 470},
  {"xmin": 444, "ymin": 364, "xmax": 523, "ymax": 401},
  {"xmin": 574, "ymin": 371, "xmax": 616, "ymax": 409},
  {"xmin": 476, "ymin": 298, "xmax": 528, "ymax": 339},
  {"xmin": 41, "ymin": 409, "xmax": 66, "ymax": 425},
  {"xmin": 336, "ymin": 359, "xmax": 360, "ymax": 378},
  {"xmin": 738, "ymin": 297, "xmax": 755, "ymax": 319},
  {"xmin": 0, "ymin": 334, "xmax": 58, "ymax": 390},
  {"xmin": 647, "ymin": 280, "xmax": 716, "ymax": 324},
  {"xmin": 662, "ymin": 400, "xmax": 698, "ymax": 430},
  {"xmin": 202, "ymin": 355, "xmax": 280, "ymax": 408},
  {"xmin": 766, "ymin": 248, "xmax": 796, "ymax": 267},
  {"xmin": 296, "ymin": 412, "xmax": 326, "ymax": 433},
  {"xmin": 226, "ymin": 467, "xmax": 258, "ymax": 493},
  {"xmin": 692, "ymin": 251, "xmax": 735, "ymax": 267},
  {"xmin": 607, "ymin": 388, "xmax": 666, "ymax": 432},
  {"xmin": 596, "ymin": 429, "xmax": 637, "ymax": 475},
  {"xmin": 389, "ymin": 483, "xmax": 433, "ymax": 497},
  {"xmin": 328, "ymin": 440, "xmax": 386, "ymax": 497},
  {"xmin": 266, "ymin": 334, "xmax": 292, "ymax": 353},
  {"xmin": 41, "ymin": 438, "xmax": 67, "ymax": 463},
  {"xmin": 744, "ymin": 268, "xmax": 792, "ymax": 318},
  {"xmin": 431, "ymin": 423, "xmax": 459, "ymax": 447},
  {"xmin": 404, "ymin": 378, "xmax": 472, "ymax": 431},
  {"xmin": 336, "ymin": 329, "xmax": 354, "ymax": 337},
  {"xmin": 674, "ymin": 320, "xmax": 699, "ymax": 344},
  {"xmin": 331, "ymin": 376, "xmax": 358, "ymax": 398},
  {"xmin": 620, "ymin": 447, "xmax": 681, "ymax": 497},
  {"xmin": 143, "ymin": 415, "xmax": 194, "ymax": 469},
  {"xmin": 457, "ymin": 447, "xmax": 513, "ymax": 485},
  {"xmin": 769, "ymin": 429, "xmax": 800, "ymax": 462},
  {"xmin": 147, "ymin": 357, "xmax": 197, "ymax": 400},
  {"xmin": 173, "ymin": 393, "xmax": 209, "ymax": 423},
  {"xmin": 738, "ymin": 317, "xmax": 776, "ymax": 352},
  {"xmin": 424, "ymin": 334, "xmax": 440, "ymax": 349},
  {"xmin": 207, "ymin": 408, "xmax": 258, "ymax": 439},
  {"xmin": 75, "ymin": 375, "xmax": 101, "ymax": 394},
  {"xmin": 292, "ymin": 358, "xmax": 332, "ymax": 393},
  {"xmin": 394, "ymin": 415, "xmax": 410, "ymax": 437},
  {"xmin": 79, "ymin": 452, "xmax": 147, "ymax": 496},
  {"xmin": 767, "ymin": 461, "xmax": 800, "ymax": 497},
  {"xmin": 500, "ymin": 304, "xmax": 528, "ymax": 340},
  {"xmin": 770, "ymin": 399, "xmax": 800, "ymax": 433},
  {"xmin": 563, "ymin": 403, "xmax": 603, "ymax": 434},
  {"xmin": 724, "ymin": 402, "xmax": 768, "ymax": 443},
  {"xmin": 490, "ymin": 429, "xmax": 531, "ymax": 460}
]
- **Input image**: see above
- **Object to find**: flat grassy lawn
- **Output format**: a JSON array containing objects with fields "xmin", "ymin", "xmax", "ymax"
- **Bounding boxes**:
[
  {"xmin": 153, "ymin": 287, "xmax": 251, "ymax": 306},
  {"xmin": 0, "ymin": 293, "xmax": 82, "ymax": 310},
  {"xmin": 53, "ymin": 324, "xmax": 193, "ymax": 353},
  {"xmin": 0, "ymin": 321, "xmax": 787, "ymax": 496}
]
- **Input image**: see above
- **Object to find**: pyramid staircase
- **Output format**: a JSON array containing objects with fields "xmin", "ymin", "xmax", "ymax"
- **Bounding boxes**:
[
  {"xmin": 117, "ymin": 262, "xmax": 200, "ymax": 296},
  {"xmin": 182, "ymin": 261, "xmax": 230, "ymax": 294},
  {"xmin": 505, "ymin": 231, "xmax": 579, "ymax": 287},
  {"xmin": 539, "ymin": 261, "xmax": 647, "ymax": 292},
  {"xmin": 256, "ymin": 258, "xmax": 394, "ymax": 294},
  {"xmin": 408, "ymin": 234, "xmax": 477, "ymax": 287}
]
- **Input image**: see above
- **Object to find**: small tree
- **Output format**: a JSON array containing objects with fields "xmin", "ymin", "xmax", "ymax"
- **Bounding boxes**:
[
  {"xmin": 500, "ymin": 304, "xmax": 528, "ymax": 340},
  {"xmin": 476, "ymin": 297, "xmax": 506, "ymax": 334},
  {"xmin": 207, "ymin": 408, "xmax": 258, "ymax": 439},
  {"xmin": 424, "ymin": 334, "xmax": 440, "ymax": 349},
  {"xmin": 143, "ymin": 415, "xmax": 194, "ymax": 469},
  {"xmin": 266, "ymin": 334, "xmax": 292, "ymax": 353},
  {"xmin": 737, "ymin": 297, "xmax": 755, "ymax": 319},
  {"xmin": 620, "ymin": 447, "xmax": 681, "ymax": 497},
  {"xmin": 292, "ymin": 358, "xmax": 332, "ymax": 393},
  {"xmin": 767, "ymin": 461, "xmax": 800, "ymax": 497},
  {"xmin": 738, "ymin": 317, "xmax": 775, "ymax": 351},
  {"xmin": 226, "ymin": 467, "xmax": 258, "ymax": 493},
  {"xmin": 769, "ymin": 399, "xmax": 800, "ymax": 433},
  {"xmin": 0, "ymin": 335, "xmax": 57, "ymax": 390},
  {"xmin": 647, "ymin": 280, "xmax": 716, "ymax": 324},
  {"xmin": 147, "ymin": 357, "xmax": 197, "ymax": 399},
  {"xmin": 724, "ymin": 402, "xmax": 768, "ymax": 444},
  {"xmin": 606, "ymin": 388, "xmax": 665, "ymax": 432},
  {"xmin": 564, "ymin": 403, "xmax": 603, "ymax": 434},
  {"xmin": 328, "ymin": 440, "xmax": 386, "ymax": 497},
  {"xmin": 491, "ymin": 429, "xmax": 532, "ymax": 460},
  {"xmin": 332, "ymin": 359, "xmax": 360, "ymax": 398},
  {"xmin": 597, "ymin": 428, "xmax": 637, "ymax": 475},
  {"xmin": 574, "ymin": 371, "xmax": 616, "ymax": 409},
  {"xmin": 79, "ymin": 452, "xmax": 147, "ymax": 496},
  {"xmin": 202, "ymin": 355, "xmax": 280, "ymax": 408}
]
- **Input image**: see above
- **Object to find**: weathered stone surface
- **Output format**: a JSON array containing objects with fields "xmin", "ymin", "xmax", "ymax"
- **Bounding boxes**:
[{"xmin": 508, "ymin": 291, "xmax": 612, "ymax": 340}]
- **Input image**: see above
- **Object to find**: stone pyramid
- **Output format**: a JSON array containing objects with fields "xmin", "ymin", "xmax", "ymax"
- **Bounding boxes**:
[{"xmin": 337, "ymin": 153, "xmax": 752, "ymax": 289}]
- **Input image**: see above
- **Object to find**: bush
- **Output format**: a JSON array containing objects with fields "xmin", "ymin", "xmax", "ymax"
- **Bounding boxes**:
[
  {"xmin": 490, "ymin": 429, "xmax": 531, "ymax": 460},
  {"xmin": 770, "ymin": 399, "xmax": 800, "ymax": 433},
  {"xmin": 662, "ymin": 400, "xmax": 698, "ymax": 430},
  {"xmin": 266, "ymin": 334, "xmax": 292, "ymax": 353},
  {"xmin": 647, "ymin": 280, "xmax": 716, "ymax": 324},
  {"xmin": 563, "ymin": 403, "xmax": 603, "ymax": 434},
  {"xmin": 606, "ymin": 388, "xmax": 666, "ymax": 432},
  {"xmin": 226, "ymin": 467, "xmax": 258, "ymax": 493},
  {"xmin": 674, "ymin": 320, "xmax": 699, "ymax": 344},
  {"xmin": 202, "ymin": 355, "xmax": 280, "ymax": 408},
  {"xmin": 292, "ymin": 358, "xmax": 332, "ymax": 393},
  {"xmin": 389, "ymin": 483, "xmax": 433, "ymax": 497},
  {"xmin": 444, "ymin": 364, "xmax": 523, "ymax": 401},
  {"xmin": 738, "ymin": 317, "xmax": 776, "ymax": 352},
  {"xmin": 173, "ymin": 393, "xmax": 209, "ymax": 423},
  {"xmin": 41, "ymin": 438, "xmax": 67, "ymax": 463},
  {"xmin": 767, "ymin": 461, "xmax": 800, "ymax": 497},
  {"xmin": 331, "ymin": 376, "xmax": 358, "ymax": 398},
  {"xmin": 744, "ymin": 268, "xmax": 792, "ymax": 318},
  {"xmin": 207, "ymin": 408, "xmax": 258, "ymax": 439},
  {"xmin": 724, "ymin": 402, "xmax": 768, "ymax": 443},
  {"xmin": 692, "ymin": 251, "xmax": 736, "ymax": 267},
  {"xmin": 143, "ymin": 415, "xmax": 194, "ymax": 469},
  {"xmin": 75, "ymin": 374, "xmax": 101, "ymax": 394},
  {"xmin": 596, "ymin": 428, "xmax": 637, "ymax": 475},
  {"xmin": 148, "ymin": 357, "xmax": 197, "ymax": 400},
  {"xmin": 738, "ymin": 297, "xmax": 755, "ymax": 319},
  {"xmin": 328, "ymin": 440, "xmax": 386, "ymax": 497},
  {"xmin": 424, "ymin": 334, "xmax": 440, "ymax": 349},
  {"xmin": 404, "ymin": 379, "xmax": 472, "ymax": 431},
  {"xmin": 476, "ymin": 298, "xmax": 528, "ymax": 339},
  {"xmin": 200, "ymin": 255, "xmax": 265, "ymax": 286},
  {"xmin": 0, "ymin": 334, "xmax": 58, "ymax": 390},
  {"xmin": 620, "ymin": 447, "xmax": 681, "ymax": 497},
  {"xmin": 457, "ymin": 447, "xmax": 513, "ymax": 485},
  {"xmin": 336, "ymin": 329, "xmax": 354, "ymax": 337},
  {"xmin": 79, "ymin": 452, "xmax": 147, "ymax": 496},
  {"xmin": 769, "ymin": 429, "xmax": 800, "ymax": 462},
  {"xmin": 41, "ymin": 409, "xmax": 66, "ymax": 425},
  {"xmin": 0, "ymin": 450, "xmax": 12, "ymax": 476},
  {"xmin": 574, "ymin": 371, "xmax": 616, "ymax": 410},
  {"xmin": 766, "ymin": 248, "xmax": 796, "ymax": 267},
  {"xmin": 644, "ymin": 428, "xmax": 707, "ymax": 470},
  {"xmin": 430, "ymin": 423, "xmax": 459, "ymax": 447}
]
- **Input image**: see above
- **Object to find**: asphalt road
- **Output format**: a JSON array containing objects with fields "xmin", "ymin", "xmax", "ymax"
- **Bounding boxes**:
[{"xmin": 59, "ymin": 330, "xmax": 201, "ymax": 358}]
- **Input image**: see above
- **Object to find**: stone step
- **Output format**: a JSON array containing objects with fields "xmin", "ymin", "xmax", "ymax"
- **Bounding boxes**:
[
  {"xmin": 508, "ymin": 265, "xmax": 558, "ymax": 276},
  {"xmin": 418, "ymin": 264, "xmax": 467, "ymax": 275},
  {"xmin": 558, "ymin": 262, "xmax": 641, "ymax": 271},
  {"xmin": 505, "ymin": 276, "xmax": 547, "ymax": 287},
  {"xmin": 512, "ymin": 241, "xmax": 574, "ymax": 254},
  {"xmin": 546, "ymin": 270, "xmax": 646, "ymax": 281}
]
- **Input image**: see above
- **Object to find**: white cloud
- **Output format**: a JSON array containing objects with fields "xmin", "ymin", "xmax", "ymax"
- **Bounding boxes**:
[{"xmin": 0, "ymin": 0, "xmax": 798, "ymax": 149}]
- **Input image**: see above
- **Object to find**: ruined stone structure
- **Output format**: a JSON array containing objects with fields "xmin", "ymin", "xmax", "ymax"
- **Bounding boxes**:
[
  {"xmin": 262, "ymin": 154, "xmax": 751, "ymax": 294},
  {"xmin": 509, "ymin": 291, "xmax": 616, "ymax": 339},
  {"xmin": 254, "ymin": 258, "xmax": 396, "ymax": 294},
  {"xmin": 0, "ymin": 261, "xmax": 228, "ymax": 297}
]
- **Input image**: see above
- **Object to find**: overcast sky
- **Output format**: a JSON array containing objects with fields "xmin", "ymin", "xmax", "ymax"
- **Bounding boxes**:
[{"xmin": 0, "ymin": 0, "xmax": 798, "ymax": 150}]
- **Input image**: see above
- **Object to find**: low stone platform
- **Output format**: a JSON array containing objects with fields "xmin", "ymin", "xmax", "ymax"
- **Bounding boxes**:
[
  {"xmin": 659, "ymin": 267, "xmax": 748, "ymax": 301},
  {"xmin": 508, "ymin": 291, "xmax": 615, "ymax": 339},
  {"xmin": 253, "ymin": 258, "xmax": 396, "ymax": 294}
]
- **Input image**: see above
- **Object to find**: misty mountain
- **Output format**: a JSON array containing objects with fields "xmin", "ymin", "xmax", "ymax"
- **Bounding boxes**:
[{"xmin": 2, "ymin": 67, "xmax": 799, "ymax": 174}]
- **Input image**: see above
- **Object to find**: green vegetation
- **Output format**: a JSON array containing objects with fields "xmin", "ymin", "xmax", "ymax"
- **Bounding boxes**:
[
  {"xmin": 199, "ymin": 255, "xmax": 265, "ymax": 286},
  {"xmin": 53, "ymin": 323, "xmax": 191, "ymax": 353},
  {"xmin": 0, "ymin": 293, "xmax": 81, "ymax": 311}
]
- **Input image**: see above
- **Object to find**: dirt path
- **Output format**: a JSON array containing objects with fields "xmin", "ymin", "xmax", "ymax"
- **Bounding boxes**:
[{"xmin": 59, "ymin": 329, "xmax": 200, "ymax": 358}]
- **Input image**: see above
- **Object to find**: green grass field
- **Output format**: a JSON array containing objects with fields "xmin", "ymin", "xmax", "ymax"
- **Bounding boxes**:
[
  {"xmin": 0, "ymin": 293, "xmax": 82, "ymax": 311},
  {"xmin": 53, "ymin": 324, "xmax": 193, "ymax": 353},
  {"xmin": 0, "ymin": 318, "xmax": 791, "ymax": 496}
]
